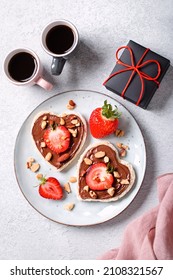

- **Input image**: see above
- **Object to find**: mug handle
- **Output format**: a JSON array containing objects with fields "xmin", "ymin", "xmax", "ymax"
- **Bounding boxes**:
[
  {"xmin": 51, "ymin": 57, "xmax": 66, "ymax": 75},
  {"xmin": 35, "ymin": 77, "xmax": 53, "ymax": 91}
]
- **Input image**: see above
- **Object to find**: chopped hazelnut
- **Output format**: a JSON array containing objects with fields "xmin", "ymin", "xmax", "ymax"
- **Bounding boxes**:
[
  {"xmin": 64, "ymin": 182, "xmax": 71, "ymax": 193},
  {"xmin": 119, "ymin": 148, "xmax": 126, "ymax": 157},
  {"xmin": 60, "ymin": 118, "xmax": 65, "ymax": 125},
  {"xmin": 30, "ymin": 163, "xmax": 40, "ymax": 173},
  {"xmin": 45, "ymin": 152, "xmax": 52, "ymax": 161},
  {"xmin": 107, "ymin": 187, "xmax": 115, "ymax": 196},
  {"xmin": 66, "ymin": 100, "xmax": 76, "ymax": 110},
  {"xmin": 89, "ymin": 190, "xmax": 97, "ymax": 199},
  {"xmin": 57, "ymin": 153, "xmax": 70, "ymax": 162},
  {"xmin": 26, "ymin": 157, "xmax": 35, "ymax": 169},
  {"xmin": 115, "ymin": 129, "xmax": 125, "ymax": 137},
  {"xmin": 36, "ymin": 173, "xmax": 43, "ymax": 179},
  {"xmin": 121, "ymin": 179, "xmax": 129, "ymax": 184},
  {"xmin": 113, "ymin": 171, "xmax": 121, "ymax": 178},
  {"xmin": 83, "ymin": 185, "xmax": 89, "ymax": 192},
  {"xmin": 95, "ymin": 151, "xmax": 106, "ymax": 158},
  {"xmin": 75, "ymin": 122, "xmax": 80, "ymax": 127},
  {"xmin": 61, "ymin": 113, "xmax": 67, "ymax": 117},
  {"xmin": 116, "ymin": 142, "xmax": 123, "ymax": 149},
  {"xmin": 69, "ymin": 100, "xmax": 76, "ymax": 107},
  {"xmin": 27, "ymin": 157, "xmax": 35, "ymax": 163},
  {"xmin": 84, "ymin": 158, "xmax": 92, "ymax": 165},
  {"xmin": 71, "ymin": 119, "xmax": 78, "ymax": 124},
  {"xmin": 69, "ymin": 176, "xmax": 77, "ymax": 183},
  {"xmin": 41, "ymin": 120, "xmax": 47, "ymax": 129},
  {"xmin": 122, "ymin": 144, "xmax": 129, "ymax": 150},
  {"xmin": 40, "ymin": 142, "xmax": 46, "ymax": 148},
  {"xmin": 104, "ymin": 156, "xmax": 109, "ymax": 163},
  {"xmin": 26, "ymin": 161, "xmax": 32, "ymax": 169},
  {"xmin": 68, "ymin": 128, "xmax": 77, "ymax": 138},
  {"xmin": 64, "ymin": 203, "xmax": 75, "ymax": 211}
]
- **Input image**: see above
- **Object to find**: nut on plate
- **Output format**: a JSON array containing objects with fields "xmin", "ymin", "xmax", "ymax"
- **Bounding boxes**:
[
  {"xmin": 115, "ymin": 129, "xmax": 125, "ymax": 137},
  {"xmin": 116, "ymin": 142, "xmax": 123, "ymax": 149},
  {"xmin": 119, "ymin": 148, "xmax": 126, "ymax": 157},
  {"xmin": 66, "ymin": 99, "xmax": 76, "ymax": 110},
  {"xmin": 26, "ymin": 157, "xmax": 35, "ymax": 168},
  {"xmin": 26, "ymin": 157, "xmax": 40, "ymax": 173},
  {"xmin": 116, "ymin": 142, "xmax": 129, "ymax": 157},
  {"xmin": 64, "ymin": 182, "xmax": 71, "ymax": 193},
  {"xmin": 36, "ymin": 173, "xmax": 43, "ymax": 179},
  {"xmin": 30, "ymin": 163, "xmax": 40, "ymax": 173},
  {"xmin": 64, "ymin": 203, "xmax": 75, "ymax": 211},
  {"xmin": 69, "ymin": 176, "xmax": 77, "ymax": 183}
]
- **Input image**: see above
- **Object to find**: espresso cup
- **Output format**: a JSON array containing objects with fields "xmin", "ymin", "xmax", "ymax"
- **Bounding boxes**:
[
  {"xmin": 41, "ymin": 20, "xmax": 79, "ymax": 75},
  {"xmin": 4, "ymin": 48, "xmax": 53, "ymax": 90}
]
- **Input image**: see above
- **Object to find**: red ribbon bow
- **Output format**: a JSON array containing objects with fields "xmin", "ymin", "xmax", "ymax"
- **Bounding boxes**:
[{"xmin": 103, "ymin": 46, "xmax": 161, "ymax": 106}]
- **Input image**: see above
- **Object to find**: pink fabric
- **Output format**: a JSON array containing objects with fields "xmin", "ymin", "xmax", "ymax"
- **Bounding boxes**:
[{"xmin": 98, "ymin": 173, "xmax": 173, "ymax": 260}]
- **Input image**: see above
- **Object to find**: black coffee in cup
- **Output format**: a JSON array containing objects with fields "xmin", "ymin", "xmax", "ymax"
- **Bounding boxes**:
[
  {"xmin": 41, "ymin": 20, "xmax": 79, "ymax": 75},
  {"xmin": 45, "ymin": 25, "xmax": 74, "ymax": 55},
  {"xmin": 8, "ymin": 52, "xmax": 37, "ymax": 82}
]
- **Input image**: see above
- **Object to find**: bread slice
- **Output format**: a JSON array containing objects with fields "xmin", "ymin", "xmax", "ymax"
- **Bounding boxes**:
[
  {"xmin": 76, "ymin": 141, "xmax": 135, "ymax": 202},
  {"xmin": 31, "ymin": 111, "xmax": 87, "ymax": 171}
]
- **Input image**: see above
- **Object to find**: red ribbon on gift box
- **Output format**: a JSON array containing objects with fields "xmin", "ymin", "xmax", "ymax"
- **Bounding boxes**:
[{"xmin": 103, "ymin": 46, "xmax": 161, "ymax": 106}]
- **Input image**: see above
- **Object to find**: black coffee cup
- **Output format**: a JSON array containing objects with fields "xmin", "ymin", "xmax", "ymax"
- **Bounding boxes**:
[{"xmin": 41, "ymin": 20, "xmax": 79, "ymax": 75}]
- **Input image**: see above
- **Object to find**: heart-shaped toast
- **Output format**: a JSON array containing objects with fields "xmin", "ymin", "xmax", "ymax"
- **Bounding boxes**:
[
  {"xmin": 76, "ymin": 141, "xmax": 135, "ymax": 202},
  {"xmin": 31, "ymin": 111, "xmax": 87, "ymax": 171}
]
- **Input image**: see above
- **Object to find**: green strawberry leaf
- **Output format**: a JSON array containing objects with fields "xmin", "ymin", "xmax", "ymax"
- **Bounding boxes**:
[
  {"xmin": 102, "ymin": 100, "xmax": 122, "ymax": 119},
  {"xmin": 106, "ymin": 163, "xmax": 115, "ymax": 174}
]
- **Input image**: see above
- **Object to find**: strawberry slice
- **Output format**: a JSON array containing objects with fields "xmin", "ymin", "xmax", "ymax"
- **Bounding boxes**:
[
  {"xmin": 44, "ymin": 125, "xmax": 70, "ymax": 154},
  {"xmin": 38, "ymin": 177, "xmax": 63, "ymax": 200},
  {"xmin": 86, "ymin": 162, "xmax": 114, "ymax": 191}
]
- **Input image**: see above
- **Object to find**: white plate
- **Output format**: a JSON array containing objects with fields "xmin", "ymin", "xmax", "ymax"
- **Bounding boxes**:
[{"xmin": 14, "ymin": 90, "xmax": 146, "ymax": 226}]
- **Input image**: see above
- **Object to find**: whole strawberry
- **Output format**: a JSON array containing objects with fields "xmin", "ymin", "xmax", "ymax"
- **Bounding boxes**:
[{"xmin": 89, "ymin": 100, "xmax": 121, "ymax": 138}]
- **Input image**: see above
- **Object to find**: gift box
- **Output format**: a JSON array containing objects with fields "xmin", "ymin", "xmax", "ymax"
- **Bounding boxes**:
[{"xmin": 103, "ymin": 40, "xmax": 170, "ymax": 109}]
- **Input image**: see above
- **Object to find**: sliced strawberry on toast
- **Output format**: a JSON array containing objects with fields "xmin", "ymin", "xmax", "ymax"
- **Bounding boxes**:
[
  {"xmin": 43, "ymin": 125, "xmax": 70, "ymax": 154},
  {"xmin": 86, "ymin": 162, "xmax": 114, "ymax": 190}
]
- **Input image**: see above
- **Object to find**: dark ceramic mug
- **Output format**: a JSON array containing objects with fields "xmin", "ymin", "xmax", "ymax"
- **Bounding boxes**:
[{"xmin": 41, "ymin": 20, "xmax": 79, "ymax": 75}]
